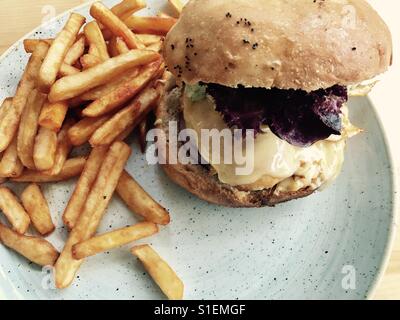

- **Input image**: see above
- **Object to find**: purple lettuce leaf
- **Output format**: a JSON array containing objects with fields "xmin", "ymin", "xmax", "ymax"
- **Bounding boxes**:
[
  {"xmin": 206, "ymin": 84, "xmax": 347, "ymax": 147},
  {"xmin": 311, "ymin": 85, "xmax": 347, "ymax": 133}
]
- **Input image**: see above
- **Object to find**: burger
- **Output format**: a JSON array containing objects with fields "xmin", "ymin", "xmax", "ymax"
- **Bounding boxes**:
[{"xmin": 156, "ymin": 0, "xmax": 392, "ymax": 207}]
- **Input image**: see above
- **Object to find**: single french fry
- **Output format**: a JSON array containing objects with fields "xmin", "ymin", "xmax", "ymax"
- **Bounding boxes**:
[
  {"xmin": 0, "ymin": 99, "xmax": 14, "ymax": 154},
  {"xmin": 11, "ymin": 157, "xmax": 86, "ymax": 183},
  {"xmin": 42, "ymin": 119, "xmax": 75, "ymax": 176},
  {"xmin": 90, "ymin": 87, "xmax": 159, "ymax": 146},
  {"xmin": 21, "ymin": 183, "xmax": 55, "ymax": 236},
  {"xmin": 23, "ymin": 39, "xmax": 54, "ymax": 53},
  {"xmin": 138, "ymin": 118, "xmax": 148, "ymax": 153},
  {"xmin": 0, "ymin": 187, "xmax": 30, "ymax": 234},
  {"xmin": 59, "ymin": 63, "xmax": 80, "ymax": 77},
  {"xmin": 37, "ymin": 13, "xmax": 86, "ymax": 93},
  {"xmin": 146, "ymin": 41, "xmax": 163, "ymax": 53},
  {"xmin": 101, "ymin": 0, "xmax": 147, "ymax": 40},
  {"xmin": 101, "ymin": 28, "xmax": 113, "ymax": 42},
  {"xmin": 72, "ymin": 222, "xmax": 158, "ymax": 259},
  {"xmin": 64, "ymin": 35, "xmax": 86, "ymax": 65},
  {"xmin": 108, "ymin": 37, "xmax": 120, "ymax": 57},
  {"xmin": 157, "ymin": 12, "xmax": 173, "ymax": 18},
  {"xmin": 0, "ymin": 98, "xmax": 13, "ymax": 125},
  {"xmin": 90, "ymin": 2, "xmax": 145, "ymax": 50},
  {"xmin": 84, "ymin": 21, "xmax": 110, "ymax": 62},
  {"xmin": 0, "ymin": 136, "xmax": 24, "ymax": 178},
  {"xmin": 55, "ymin": 141, "xmax": 131, "ymax": 289},
  {"xmin": 49, "ymin": 50, "xmax": 159, "ymax": 102},
  {"xmin": 117, "ymin": 170, "xmax": 170, "ymax": 225},
  {"xmin": 67, "ymin": 115, "xmax": 110, "ymax": 146},
  {"xmin": 167, "ymin": 0, "xmax": 183, "ymax": 16},
  {"xmin": 0, "ymin": 42, "xmax": 49, "ymax": 152},
  {"xmin": 83, "ymin": 59, "xmax": 161, "ymax": 117},
  {"xmin": 80, "ymin": 67, "xmax": 139, "ymax": 101},
  {"xmin": 62, "ymin": 146, "xmax": 108, "ymax": 230},
  {"xmin": 137, "ymin": 34, "xmax": 163, "ymax": 46},
  {"xmin": 38, "ymin": 101, "xmax": 68, "ymax": 132},
  {"xmin": 109, "ymin": 37, "xmax": 130, "ymax": 57},
  {"xmin": 115, "ymin": 37, "xmax": 129, "ymax": 54},
  {"xmin": 115, "ymin": 123, "xmax": 135, "ymax": 142},
  {"xmin": 17, "ymin": 90, "xmax": 47, "ymax": 169},
  {"xmin": 131, "ymin": 245, "xmax": 184, "ymax": 300},
  {"xmin": 88, "ymin": 44, "xmax": 100, "ymax": 57},
  {"xmin": 111, "ymin": 0, "xmax": 147, "ymax": 21},
  {"xmin": 80, "ymin": 54, "xmax": 102, "ymax": 70},
  {"xmin": 124, "ymin": 16, "xmax": 177, "ymax": 35},
  {"xmin": 24, "ymin": 37, "xmax": 84, "ymax": 66},
  {"xmin": 0, "ymin": 223, "xmax": 59, "ymax": 266},
  {"xmin": 33, "ymin": 127, "xmax": 58, "ymax": 171}
]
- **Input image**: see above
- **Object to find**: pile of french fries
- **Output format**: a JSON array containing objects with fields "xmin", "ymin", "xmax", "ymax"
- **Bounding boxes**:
[{"xmin": 0, "ymin": 0, "xmax": 184, "ymax": 300}]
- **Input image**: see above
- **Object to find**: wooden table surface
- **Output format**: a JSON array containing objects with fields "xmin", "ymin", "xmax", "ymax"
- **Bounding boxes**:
[{"xmin": 0, "ymin": 0, "xmax": 398, "ymax": 300}]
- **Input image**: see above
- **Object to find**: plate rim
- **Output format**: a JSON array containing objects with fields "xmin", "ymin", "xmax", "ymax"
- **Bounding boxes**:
[
  {"xmin": 363, "ymin": 98, "xmax": 399, "ymax": 299},
  {"xmin": 0, "ymin": 0, "xmax": 398, "ymax": 300}
]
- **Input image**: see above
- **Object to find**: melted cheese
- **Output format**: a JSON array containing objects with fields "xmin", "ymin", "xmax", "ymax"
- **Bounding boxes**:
[
  {"xmin": 183, "ymin": 94, "xmax": 352, "ymax": 192},
  {"xmin": 348, "ymin": 77, "xmax": 380, "ymax": 96}
]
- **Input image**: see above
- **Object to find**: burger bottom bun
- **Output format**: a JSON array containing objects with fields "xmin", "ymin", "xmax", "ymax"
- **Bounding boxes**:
[{"xmin": 155, "ymin": 80, "xmax": 316, "ymax": 208}]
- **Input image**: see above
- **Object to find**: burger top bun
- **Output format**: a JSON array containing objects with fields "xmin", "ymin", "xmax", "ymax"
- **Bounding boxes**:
[{"xmin": 164, "ymin": 0, "xmax": 392, "ymax": 92}]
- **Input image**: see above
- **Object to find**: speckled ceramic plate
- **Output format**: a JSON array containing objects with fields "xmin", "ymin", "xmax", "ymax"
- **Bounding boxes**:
[{"xmin": 0, "ymin": 0, "xmax": 398, "ymax": 300}]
